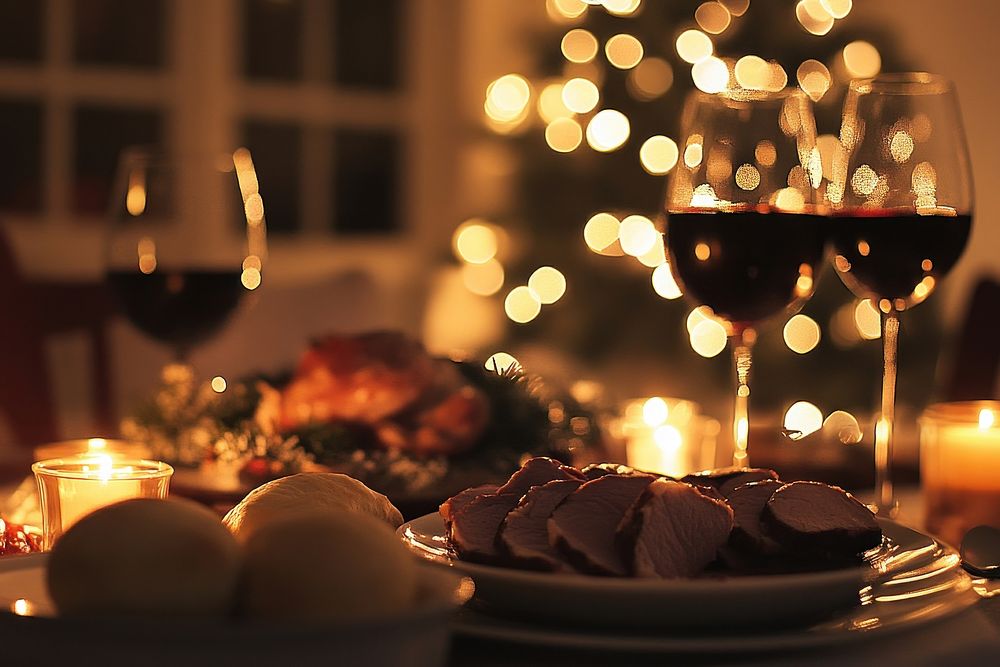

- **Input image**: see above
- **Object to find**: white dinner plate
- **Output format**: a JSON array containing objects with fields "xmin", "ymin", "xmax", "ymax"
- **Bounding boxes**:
[{"xmin": 399, "ymin": 515, "xmax": 979, "ymax": 651}]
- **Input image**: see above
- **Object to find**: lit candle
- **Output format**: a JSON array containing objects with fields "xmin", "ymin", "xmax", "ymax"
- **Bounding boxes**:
[
  {"xmin": 920, "ymin": 401, "xmax": 1000, "ymax": 546},
  {"xmin": 621, "ymin": 397, "xmax": 719, "ymax": 477},
  {"xmin": 33, "ymin": 437, "xmax": 151, "ymax": 462},
  {"xmin": 32, "ymin": 456, "xmax": 173, "ymax": 548}
]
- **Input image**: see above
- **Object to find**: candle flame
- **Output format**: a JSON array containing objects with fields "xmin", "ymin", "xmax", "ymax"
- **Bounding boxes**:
[
  {"xmin": 980, "ymin": 409, "xmax": 995, "ymax": 431},
  {"xmin": 12, "ymin": 599, "xmax": 29, "ymax": 616},
  {"xmin": 81, "ymin": 454, "xmax": 115, "ymax": 482},
  {"xmin": 642, "ymin": 397, "xmax": 669, "ymax": 426},
  {"xmin": 87, "ymin": 438, "xmax": 107, "ymax": 452}
]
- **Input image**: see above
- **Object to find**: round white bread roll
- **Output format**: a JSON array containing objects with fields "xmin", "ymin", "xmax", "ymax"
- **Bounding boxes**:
[
  {"xmin": 240, "ymin": 511, "xmax": 417, "ymax": 622},
  {"xmin": 47, "ymin": 498, "xmax": 241, "ymax": 617},
  {"xmin": 223, "ymin": 473, "xmax": 403, "ymax": 542}
]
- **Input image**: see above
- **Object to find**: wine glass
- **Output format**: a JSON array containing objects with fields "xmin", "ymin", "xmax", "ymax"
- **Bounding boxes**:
[
  {"xmin": 106, "ymin": 147, "xmax": 268, "ymax": 364},
  {"xmin": 829, "ymin": 73, "xmax": 973, "ymax": 516},
  {"xmin": 664, "ymin": 88, "xmax": 825, "ymax": 468}
]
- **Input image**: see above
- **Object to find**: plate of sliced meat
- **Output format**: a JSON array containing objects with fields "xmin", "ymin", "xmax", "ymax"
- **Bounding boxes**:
[{"xmin": 398, "ymin": 458, "xmax": 973, "ymax": 636}]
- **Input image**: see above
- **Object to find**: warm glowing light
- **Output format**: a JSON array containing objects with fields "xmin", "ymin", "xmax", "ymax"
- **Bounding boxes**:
[
  {"xmin": 854, "ymin": 299, "xmax": 881, "ymax": 340},
  {"xmin": 851, "ymin": 164, "xmax": 878, "ymax": 196},
  {"xmin": 654, "ymin": 424, "xmax": 683, "ymax": 453},
  {"xmin": 690, "ymin": 183, "xmax": 718, "ymax": 208},
  {"xmin": 684, "ymin": 141, "xmax": 704, "ymax": 169},
  {"xmin": 735, "ymin": 163, "xmax": 761, "ymax": 191},
  {"xmin": 734, "ymin": 55, "xmax": 770, "ymax": 90},
  {"xmin": 797, "ymin": 60, "xmax": 832, "ymax": 101},
  {"xmin": 857, "ymin": 241, "xmax": 870, "ymax": 257},
  {"xmin": 691, "ymin": 56, "xmax": 728, "ymax": 93},
  {"xmin": 796, "ymin": 0, "xmax": 834, "ymax": 35},
  {"xmin": 453, "ymin": 221, "xmax": 499, "ymax": 264},
  {"xmin": 980, "ymin": 409, "xmax": 996, "ymax": 431},
  {"xmin": 244, "ymin": 193, "xmax": 264, "ymax": 225},
  {"xmin": 637, "ymin": 241, "xmax": 666, "ymax": 268},
  {"xmin": 462, "ymin": 259, "xmax": 505, "ymax": 296},
  {"xmin": 783, "ymin": 314, "xmax": 821, "ymax": 354},
  {"xmin": 138, "ymin": 254, "xmax": 156, "ymax": 274},
  {"xmin": 528, "ymin": 266, "xmax": 567, "ymax": 304},
  {"xmin": 605, "ymin": 34, "xmax": 643, "ymax": 70},
  {"xmin": 539, "ymin": 83, "xmax": 573, "ymax": 122},
  {"xmin": 241, "ymin": 267, "xmax": 262, "ymax": 290},
  {"xmin": 603, "ymin": 0, "xmax": 642, "ymax": 14},
  {"xmin": 562, "ymin": 29, "xmax": 599, "ymax": 63},
  {"xmin": 784, "ymin": 401, "xmax": 823, "ymax": 438},
  {"xmin": 843, "ymin": 41, "xmax": 881, "ymax": 78},
  {"xmin": 562, "ymin": 77, "xmax": 600, "ymax": 114},
  {"xmin": 584, "ymin": 212, "xmax": 621, "ymax": 254},
  {"xmin": 546, "ymin": 117, "xmax": 584, "ymax": 152},
  {"xmin": 686, "ymin": 306, "xmax": 714, "ymax": 334},
  {"xmin": 816, "ymin": 134, "xmax": 842, "ymax": 181},
  {"xmin": 586, "ymin": 109, "xmax": 630, "ymax": 152},
  {"xmin": 719, "ymin": 0, "xmax": 750, "ymax": 16},
  {"xmin": 211, "ymin": 376, "xmax": 227, "ymax": 393},
  {"xmin": 643, "ymin": 397, "xmax": 670, "ymax": 426},
  {"xmin": 652, "ymin": 262, "xmax": 683, "ymax": 299},
  {"xmin": 773, "ymin": 188, "xmax": 806, "ymax": 212},
  {"xmin": 126, "ymin": 171, "xmax": 146, "ymax": 217},
  {"xmin": 890, "ymin": 131, "xmax": 914, "ymax": 163},
  {"xmin": 485, "ymin": 74, "xmax": 532, "ymax": 122},
  {"xmin": 627, "ymin": 58, "xmax": 673, "ymax": 100},
  {"xmin": 755, "ymin": 140, "xmax": 776, "ymax": 167},
  {"xmin": 137, "ymin": 236, "xmax": 156, "ymax": 274},
  {"xmin": 766, "ymin": 61, "xmax": 789, "ymax": 92},
  {"xmin": 233, "ymin": 147, "xmax": 259, "ymax": 200},
  {"xmin": 676, "ymin": 29, "xmax": 713, "ymax": 64},
  {"xmin": 505, "ymin": 286, "xmax": 542, "ymax": 323},
  {"xmin": 242, "ymin": 255, "xmax": 261, "ymax": 272},
  {"xmin": 619, "ymin": 215, "xmax": 658, "ymax": 257},
  {"xmin": 696, "ymin": 2, "xmax": 732, "ymax": 34},
  {"xmin": 12, "ymin": 599, "xmax": 29, "ymax": 616},
  {"xmin": 690, "ymin": 318, "xmax": 728, "ymax": 358},
  {"xmin": 694, "ymin": 242, "xmax": 711, "ymax": 261},
  {"xmin": 824, "ymin": 410, "xmax": 862, "ymax": 444},
  {"xmin": 912, "ymin": 275, "xmax": 936, "ymax": 302},
  {"xmin": 820, "ymin": 0, "xmax": 852, "ymax": 19},
  {"xmin": 639, "ymin": 136, "xmax": 679, "ymax": 175},
  {"xmin": 912, "ymin": 161, "xmax": 937, "ymax": 199},
  {"xmin": 485, "ymin": 352, "xmax": 520, "ymax": 374}
]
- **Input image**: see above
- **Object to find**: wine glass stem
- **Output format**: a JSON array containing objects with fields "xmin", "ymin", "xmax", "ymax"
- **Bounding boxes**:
[
  {"xmin": 731, "ymin": 330, "xmax": 754, "ymax": 468},
  {"xmin": 875, "ymin": 309, "xmax": 900, "ymax": 517}
]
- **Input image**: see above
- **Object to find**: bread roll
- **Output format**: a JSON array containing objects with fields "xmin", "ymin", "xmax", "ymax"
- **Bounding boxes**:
[
  {"xmin": 47, "ymin": 498, "xmax": 241, "ymax": 617},
  {"xmin": 223, "ymin": 473, "xmax": 403, "ymax": 542}
]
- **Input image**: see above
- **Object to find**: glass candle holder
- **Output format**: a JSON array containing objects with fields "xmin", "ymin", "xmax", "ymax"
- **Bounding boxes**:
[
  {"xmin": 920, "ymin": 401, "xmax": 1000, "ymax": 547},
  {"xmin": 32, "ymin": 456, "xmax": 173, "ymax": 549},
  {"xmin": 33, "ymin": 437, "xmax": 151, "ymax": 462},
  {"xmin": 619, "ymin": 397, "xmax": 720, "ymax": 477}
]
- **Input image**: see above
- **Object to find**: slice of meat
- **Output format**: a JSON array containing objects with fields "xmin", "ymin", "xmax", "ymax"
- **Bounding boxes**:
[
  {"xmin": 763, "ymin": 481, "xmax": 883, "ymax": 555},
  {"xmin": 580, "ymin": 463, "xmax": 636, "ymax": 480},
  {"xmin": 620, "ymin": 479, "xmax": 734, "ymax": 578},
  {"xmin": 681, "ymin": 467, "xmax": 779, "ymax": 497},
  {"xmin": 548, "ymin": 474, "xmax": 655, "ymax": 576},
  {"xmin": 499, "ymin": 479, "xmax": 583, "ymax": 571},
  {"xmin": 439, "ymin": 484, "xmax": 499, "ymax": 532},
  {"xmin": 448, "ymin": 493, "xmax": 521, "ymax": 563},
  {"xmin": 726, "ymin": 479, "xmax": 784, "ymax": 555},
  {"xmin": 497, "ymin": 457, "xmax": 585, "ymax": 497}
]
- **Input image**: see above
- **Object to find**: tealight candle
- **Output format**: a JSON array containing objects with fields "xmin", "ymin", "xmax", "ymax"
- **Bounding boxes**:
[
  {"xmin": 32, "ymin": 456, "xmax": 173, "ymax": 548},
  {"xmin": 620, "ymin": 397, "xmax": 720, "ymax": 477},
  {"xmin": 920, "ymin": 401, "xmax": 1000, "ymax": 546}
]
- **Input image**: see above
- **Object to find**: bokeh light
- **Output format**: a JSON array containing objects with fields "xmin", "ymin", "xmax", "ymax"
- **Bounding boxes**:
[
  {"xmin": 562, "ymin": 77, "xmax": 600, "ymax": 114},
  {"xmin": 586, "ymin": 109, "xmax": 630, "ymax": 152},
  {"xmin": 549, "ymin": 0, "xmax": 588, "ymax": 20},
  {"xmin": 820, "ymin": 0, "xmax": 852, "ymax": 19},
  {"xmin": 783, "ymin": 314, "xmax": 821, "ymax": 354},
  {"xmin": 637, "ymin": 242, "xmax": 666, "ymax": 268},
  {"xmin": 824, "ymin": 410, "xmax": 863, "ymax": 444},
  {"xmin": 843, "ymin": 41, "xmax": 881, "ymax": 78},
  {"xmin": 584, "ymin": 212, "xmax": 621, "ymax": 254},
  {"xmin": 890, "ymin": 130, "xmax": 914, "ymax": 163},
  {"xmin": 603, "ymin": 0, "xmax": 642, "ymax": 16},
  {"xmin": 652, "ymin": 262, "xmax": 683, "ymax": 299},
  {"xmin": 618, "ymin": 215, "xmax": 658, "ymax": 257},
  {"xmin": 676, "ymin": 29, "xmax": 713, "ymax": 64},
  {"xmin": 528, "ymin": 266, "xmax": 568, "ymax": 304},
  {"xmin": 505, "ymin": 286, "xmax": 542, "ymax": 324},
  {"xmin": 755, "ymin": 140, "xmax": 776, "ymax": 167},
  {"xmin": 605, "ymin": 34, "xmax": 644, "ymax": 70},
  {"xmin": 643, "ymin": 397, "xmax": 669, "ymax": 426},
  {"xmin": 797, "ymin": 59, "xmax": 832, "ymax": 101},
  {"xmin": 691, "ymin": 56, "xmax": 728, "ymax": 93},
  {"xmin": 796, "ymin": 0, "xmax": 834, "ymax": 35},
  {"xmin": 851, "ymin": 164, "xmax": 878, "ymax": 196},
  {"xmin": 211, "ymin": 376, "xmax": 227, "ymax": 393},
  {"xmin": 734, "ymin": 55, "xmax": 770, "ymax": 90},
  {"xmin": 784, "ymin": 401, "xmax": 823, "ymax": 438},
  {"xmin": 546, "ymin": 117, "xmax": 584, "ymax": 152},
  {"xmin": 562, "ymin": 29, "xmax": 599, "ymax": 63},
  {"xmin": 453, "ymin": 220, "xmax": 499, "ymax": 264},
  {"xmin": 719, "ymin": 0, "xmax": 750, "ymax": 16},
  {"xmin": 241, "ymin": 267, "xmax": 262, "ymax": 290},
  {"xmin": 639, "ymin": 136, "xmax": 679, "ymax": 175},
  {"xmin": 538, "ymin": 82, "xmax": 573, "ymax": 123},
  {"xmin": 627, "ymin": 58, "xmax": 673, "ymax": 100},
  {"xmin": 686, "ymin": 305, "xmax": 714, "ymax": 334},
  {"xmin": 735, "ymin": 163, "xmax": 761, "ymax": 190},
  {"xmin": 485, "ymin": 351, "xmax": 520, "ymax": 374},
  {"xmin": 462, "ymin": 259, "xmax": 505, "ymax": 296},
  {"xmin": 696, "ymin": 2, "xmax": 732, "ymax": 35},
  {"xmin": 854, "ymin": 299, "xmax": 882, "ymax": 339},
  {"xmin": 690, "ymin": 318, "xmax": 728, "ymax": 358},
  {"xmin": 485, "ymin": 74, "xmax": 532, "ymax": 122}
]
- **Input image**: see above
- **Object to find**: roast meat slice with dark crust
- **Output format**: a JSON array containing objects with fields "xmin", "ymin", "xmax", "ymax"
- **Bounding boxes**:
[
  {"xmin": 439, "ymin": 484, "xmax": 500, "ymax": 532},
  {"xmin": 681, "ymin": 467, "xmax": 779, "ymax": 498},
  {"xmin": 497, "ymin": 457, "xmax": 585, "ymax": 497},
  {"xmin": 499, "ymin": 479, "xmax": 583, "ymax": 571},
  {"xmin": 548, "ymin": 474, "xmax": 655, "ymax": 576},
  {"xmin": 762, "ymin": 481, "xmax": 882, "ymax": 555},
  {"xmin": 619, "ymin": 479, "xmax": 734, "ymax": 578},
  {"xmin": 726, "ymin": 479, "xmax": 784, "ymax": 555},
  {"xmin": 580, "ymin": 463, "xmax": 637, "ymax": 480},
  {"xmin": 448, "ymin": 493, "xmax": 521, "ymax": 563}
]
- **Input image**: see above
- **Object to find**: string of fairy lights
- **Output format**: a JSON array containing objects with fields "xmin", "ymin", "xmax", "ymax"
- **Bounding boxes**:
[{"xmin": 462, "ymin": 0, "xmax": 888, "ymax": 438}]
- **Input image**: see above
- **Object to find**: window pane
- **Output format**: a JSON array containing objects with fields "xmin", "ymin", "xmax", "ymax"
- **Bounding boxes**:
[
  {"xmin": 332, "ymin": 129, "xmax": 401, "ymax": 234},
  {"xmin": 73, "ymin": 106, "xmax": 163, "ymax": 215},
  {"xmin": 243, "ymin": 0, "xmax": 302, "ymax": 81},
  {"xmin": 0, "ymin": 98, "xmax": 43, "ymax": 212},
  {"xmin": 333, "ymin": 0, "xmax": 402, "ymax": 89},
  {"xmin": 73, "ymin": 0, "xmax": 166, "ymax": 68},
  {"xmin": 0, "ymin": 0, "xmax": 44, "ymax": 63},
  {"xmin": 242, "ymin": 121, "xmax": 301, "ymax": 234}
]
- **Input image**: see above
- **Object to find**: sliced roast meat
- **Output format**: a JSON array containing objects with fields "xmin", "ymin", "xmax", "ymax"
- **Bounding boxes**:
[
  {"xmin": 439, "ymin": 484, "xmax": 499, "ymax": 532},
  {"xmin": 548, "ymin": 474, "xmax": 655, "ymax": 576},
  {"xmin": 580, "ymin": 463, "xmax": 637, "ymax": 480},
  {"xmin": 681, "ymin": 467, "xmax": 779, "ymax": 498},
  {"xmin": 763, "ymin": 481, "xmax": 882, "ymax": 556},
  {"xmin": 726, "ymin": 479, "xmax": 784, "ymax": 555},
  {"xmin": 448, "ymin": 493, "xmax": 522, "ymax": 563},
  {"xmin": 619, "ymin": 479, "xmax": 734, "ymax": 578},
  {"xmin": 499, "ymin": 479, "xmax": 584, "ymax": 571},
  {"xmin": 497, "ymin": 457, "xmax": 585, "ymax": 497}
]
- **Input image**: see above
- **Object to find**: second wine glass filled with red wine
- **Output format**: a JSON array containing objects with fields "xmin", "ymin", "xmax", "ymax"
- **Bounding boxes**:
[{"xmin": 664, "ymin": 88, "xmax": 825, "ymax": 468}]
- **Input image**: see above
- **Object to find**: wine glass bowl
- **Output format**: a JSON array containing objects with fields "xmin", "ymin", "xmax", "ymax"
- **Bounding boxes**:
[
  {"xmin": 106, "ymin": 148, "xmax": 268, "ymax": 362},
  {"xmin": 664, "ymin": 89, "xmax": 825, "ymax": 466}
]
